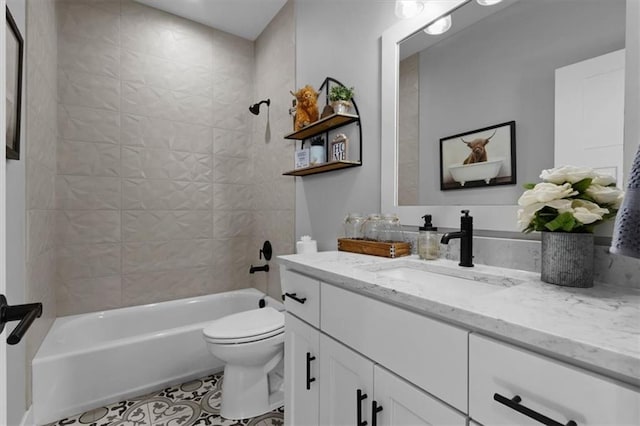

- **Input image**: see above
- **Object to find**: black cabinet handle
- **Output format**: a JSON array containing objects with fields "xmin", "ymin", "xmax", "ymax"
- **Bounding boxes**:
[
  {"xmin": 494, "ymin": 393, "xmax": 577, "ymax": 426},
  {"xmin": 357, "ymin": 389, "xmax": 368, "ymax": 426},
  {"xmin": 306, "ymin": 352, "xmax": 316, "ymax": 390},
  {"xmin": 371, "ymin": 400, "xmax": 383, "ymax": 426},
  {"xmin": 0, "ymin": 295, "xmax": 42, "ymax": 345},
  {"xmin": 285, "ymin": 292, "xmax": 307, "ymax": 304}
]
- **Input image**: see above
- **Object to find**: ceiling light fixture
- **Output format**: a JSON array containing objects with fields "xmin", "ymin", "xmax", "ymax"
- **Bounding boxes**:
[
  {"xmin": 423, "ymin": 14, "xmax": 452, "ymax": 35},
  {"xmin": 395, "ymin": 0, "xmax": 424, "ymax": 19},
  {"xmin": 476, "ymin": 0, "xmax": 504, "ymax": 6}
]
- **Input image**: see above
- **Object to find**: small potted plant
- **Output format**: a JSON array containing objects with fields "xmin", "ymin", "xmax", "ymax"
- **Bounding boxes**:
[
  {"xmin": 329, "ymin": 85, "xmax": 355, "ymax": 115},
  {"xmin": 517, "ymin": 165, "xmax": 624, "ymax": 287}
]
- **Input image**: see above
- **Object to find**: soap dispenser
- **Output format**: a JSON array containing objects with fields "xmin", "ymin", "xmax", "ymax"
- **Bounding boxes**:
[{"xmin": 418, "ymin": 214, "xmax": 439, "ymax": 260}]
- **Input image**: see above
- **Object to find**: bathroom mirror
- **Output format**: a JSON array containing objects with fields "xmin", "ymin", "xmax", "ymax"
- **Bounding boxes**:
[{"xmin": 381, "ymin": 0, "xmax": 632, "ymax": 231}]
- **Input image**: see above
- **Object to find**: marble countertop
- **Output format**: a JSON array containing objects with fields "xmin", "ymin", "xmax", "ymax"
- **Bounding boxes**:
[{"xmin": 278, "ymin": 251, "xmax": 640, "ymax": 386}]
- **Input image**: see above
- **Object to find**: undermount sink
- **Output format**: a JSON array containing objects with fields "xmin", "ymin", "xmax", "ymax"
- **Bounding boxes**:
[{"xmin": 358, "ymin": 259, "xmax": 526, "ymax": 299}]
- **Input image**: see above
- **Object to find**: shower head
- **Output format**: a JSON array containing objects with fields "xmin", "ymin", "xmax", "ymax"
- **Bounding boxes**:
[{"xmin": 249, "ymin": 99, "xmax": 271, "ymax": 115}]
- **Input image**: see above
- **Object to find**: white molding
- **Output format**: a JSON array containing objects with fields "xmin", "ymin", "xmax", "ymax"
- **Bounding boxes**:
[{"xmin": 1, "ymin": 0, "xmax": 8, "ymax": 422}]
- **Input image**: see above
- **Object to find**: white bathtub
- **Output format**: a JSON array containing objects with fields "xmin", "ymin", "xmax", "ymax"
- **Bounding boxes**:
[
  {"xmin": 32, "ymin": 288, "xmax": 283, "ymax": 425},
  {"xmin": 448, "ymin": 159, "xmax": 503, "ymax": 186}
]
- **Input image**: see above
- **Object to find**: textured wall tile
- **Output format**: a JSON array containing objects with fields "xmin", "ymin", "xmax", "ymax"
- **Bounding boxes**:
[
  {"xmin": 123, "ymin": 210, "xmax": 213, "ymax": 242},
  {"xmin": 57, "ymin": 140, "xmax": 120, "ymax": 176},
  {"xmin": 57, "ymin": 275, "xmax": 122, "ymax": 316},
  {"xmin": 58, "ymin": 105, "xmax": 120, "ymax": 144},
  {"xmin": 121, "ymin": 113, "xmax": 212, "ymax": 153},
  {"xmin": 212, "ymin": 98, "xmax": 248, "ymax": 131},
  {"xmin": 56, "ymin": 210, "xmax": 121, "ymax": 244},
  {"xmin": 211, "ymin": 237, "xmax": 252, "ymax": 290},
  {"xmin": 121, "ymin": 48, "xmax": 213, "ymax": 96},
  {"xmin": 253, "ymin": 210, "xmax": 294, "ymax": 243},
  {"xmin": 122, "ymin": 179, "xmax": 212, "ymax": 210},
  {"xmin": 213, "ymin": 184, "xmax": 253, "ymax": 211},
  {"xmin": 213, "ymin": 210, "xmax": 254, "ymax": 239},
  {"xmin": 57, "ymin": 1, "xmax": 120, "ymax": 45},
  {"xmin": 59, "ymin": 69, "xmax": 120, "ymax": 111},
  {"xmin": 122, "ymin": 239, "xmax": 214, "ymax": 273},
  {"xmin": 122, "ymin": 81, "xmax": 212, "ymax": 125},
  {"xmin": 213, "ymin": 156, "xmax": 252, "ymax": 184},
  {"xmin": 58, "ymin": 33, "xmax": 120, "ymax": 78},
  {"xmin": 122, "ymin": 266, "xmax": 212, "ymax": 306},
  {"xmin": 213, "ymin": 129, "xmax": 251, "ymax": 158},
  {"xmin": 253, "ymin": 179, "xmax": 295, "ymax": 211},
  {"xmin": 57, "ymin": 243, "xmax": 121, "ymax": 281},
  {"xmin": 27, "ymin": 211, "xmax": 57, "ymax": 262},
  {"xmin": 56, "ymin": 175, "xmax": 121, "ymax": 210},
  {"xmin": 122, "ymin": 146, "xmax": 191, "ymax": 180},
  {"xmin": 27, "ymin": 159, "xmax": 56, "ymax": 210}
]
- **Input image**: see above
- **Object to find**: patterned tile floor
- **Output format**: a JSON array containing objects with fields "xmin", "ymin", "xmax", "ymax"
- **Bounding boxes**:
[{"xmin": 44, "ymin": 374, "xmax": 284, "ymax": 426}]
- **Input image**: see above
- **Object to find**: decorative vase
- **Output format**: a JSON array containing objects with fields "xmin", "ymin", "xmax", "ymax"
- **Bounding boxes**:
[
  {"xmin": 331, "ymin": 100, "xmax": 352, "ymax": 115},
  {"xmin": 540, "ymin": 232, "xmax": 594, "ymax": 288}
]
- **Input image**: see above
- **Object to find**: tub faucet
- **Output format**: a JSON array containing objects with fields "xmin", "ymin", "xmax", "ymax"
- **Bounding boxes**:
[
  {"xmin": 250, "ymin": 264, "xmax": 270, "ymax": 274},
  {"xmin": 440, "ymin": 210, "xmax": 474, "ymax": 267}
]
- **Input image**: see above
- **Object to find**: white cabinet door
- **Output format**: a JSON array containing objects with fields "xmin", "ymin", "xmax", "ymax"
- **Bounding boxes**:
[
  {"xmin": 285, "ymin": 313, "xmax": 320, "ymax": 426},
  {"xmin": 319, "ymin": 333, "xmax": 374, "ymax": 426},
  {"xmin": 373, "ymin": 365, "xmax": 467, "ymax": 426}
]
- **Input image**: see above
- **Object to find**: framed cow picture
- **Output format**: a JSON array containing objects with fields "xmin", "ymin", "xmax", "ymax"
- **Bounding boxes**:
[{"xmin": 439, "ymin": 121, "xmax": 516, "ymax": 191}]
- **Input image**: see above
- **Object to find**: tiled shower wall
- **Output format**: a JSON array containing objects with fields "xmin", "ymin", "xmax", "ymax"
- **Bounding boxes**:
[
  {"xmin": 54, "ymin": 0, "xmax": 293, "ymax": 315},
  {"xmin": 250, "ymin": 1, "xmax": 296, "ymax": 300},
  {"xmin": 25, "ymin": 0, "xmax": 59, "ymax": 385},
  {"xmin": 398, "ymin": 53, "xmax": 420, "ymax": 206}
]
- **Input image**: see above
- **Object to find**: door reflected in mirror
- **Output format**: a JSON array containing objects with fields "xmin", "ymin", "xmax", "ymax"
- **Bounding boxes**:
[{"xmin": 397, "ymin": 0, "xmax": 626, "ymax": 206}]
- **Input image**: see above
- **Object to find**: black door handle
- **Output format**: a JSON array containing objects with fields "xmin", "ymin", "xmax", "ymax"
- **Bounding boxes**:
[
  {"xmin": 306, "ymin": 352, "xmax": 316, "ymax": 390},
  {"xmin": 285, "ymin": 292, "xmax": 307, "ymax": 304},
  {"xmin": 371, "ymin": 400, "xmax": 383, "ymax": 426},
  {"xmin": 357, "ymin": 389, "xmax": 368, "ymax": 426},
  {"xmin": 0, "ymin": 294, "xmax": 42, "ymax": 345},
  {"xmin": 494, "ymin": 393, "xmax": 577, "ymax": 426}
]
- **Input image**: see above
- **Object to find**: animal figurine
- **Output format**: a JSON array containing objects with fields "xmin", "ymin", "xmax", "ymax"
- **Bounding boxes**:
[
  {"xmin": 291, "ymin": 85, "xmax": 320, "ymax": 131},
  {"xmin": 462, "ymin": 130, "xmax": 496, "ymax": 164}
]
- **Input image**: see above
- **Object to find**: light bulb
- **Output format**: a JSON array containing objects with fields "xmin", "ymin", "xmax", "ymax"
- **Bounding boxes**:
[
  {"xmin": 476, "ymin": 0, "xmax": 503, "ymax": 5},
  {"xmin": 423, "ymin": 14, "xmax": 452, "ymax": 35},
  {"xmin": 395, "ymin": 0, "xmax": 424, "ymax": 19}
]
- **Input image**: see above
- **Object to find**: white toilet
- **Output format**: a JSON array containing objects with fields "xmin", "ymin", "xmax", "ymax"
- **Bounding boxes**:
[{"xmin": 202, "ymin": 306, "xmax": 285, "ymax": 420}]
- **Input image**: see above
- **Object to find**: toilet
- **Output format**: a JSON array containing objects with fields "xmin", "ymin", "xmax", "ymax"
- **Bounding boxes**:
[{"xmin": 202, "ymin": 306, "xmax": 285, "ymax": 420}]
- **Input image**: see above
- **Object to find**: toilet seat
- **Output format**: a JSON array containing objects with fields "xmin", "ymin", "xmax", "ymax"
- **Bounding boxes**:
[{"xmin": 203, "ymin": 307, "xmax": 284, "ymax": 345}]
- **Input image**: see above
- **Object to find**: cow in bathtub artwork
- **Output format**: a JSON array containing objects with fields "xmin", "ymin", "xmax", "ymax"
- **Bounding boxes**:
[{"xmin": 439, "ymin": 121, "xmax": 517, "ymax": 190}]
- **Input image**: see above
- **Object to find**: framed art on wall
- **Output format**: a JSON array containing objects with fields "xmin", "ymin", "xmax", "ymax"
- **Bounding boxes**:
[
  {"xmin": 439, "ymin": 121, "xmax": 516, "ymax": 191},
  {"xmin": 6, "ymin": 6, "xmax": 24, "ymax": 160}
]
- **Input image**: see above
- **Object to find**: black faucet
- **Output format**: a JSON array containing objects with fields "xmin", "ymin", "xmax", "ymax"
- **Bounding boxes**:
[{"xmin": 440, "ymin": 210, "xmax": 474, "ymax": 267}]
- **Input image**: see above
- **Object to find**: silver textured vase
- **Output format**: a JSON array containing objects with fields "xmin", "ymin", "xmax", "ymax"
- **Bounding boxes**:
[{"xmin": 541, "ymin": 232, "xmax": 594, "ymax": 288}]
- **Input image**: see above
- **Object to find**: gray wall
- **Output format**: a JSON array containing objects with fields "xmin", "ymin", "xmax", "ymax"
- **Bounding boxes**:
[
  {"xmin": 6, "ymin": 0, "xmax": 26, "ymax": 422},
  {"xmin": 294, "ymin": 0, "xmax": 399, "ymax": 250},
  {"xmin": 418, "ymin": 0, "xmax": 625, "ymax": 205}
]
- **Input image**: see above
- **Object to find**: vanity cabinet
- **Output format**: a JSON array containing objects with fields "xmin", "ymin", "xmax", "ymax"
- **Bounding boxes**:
[
  {"xmin": 469, "ymin": 334, "xmax": 640, "ymax": 425},
  {"xmin": 282, "ymin": 267, "xmax": 467, "ymax": 426},
  {"xmin": 284, "ymin": 312, "xmax": 319, "ymax": 426}
]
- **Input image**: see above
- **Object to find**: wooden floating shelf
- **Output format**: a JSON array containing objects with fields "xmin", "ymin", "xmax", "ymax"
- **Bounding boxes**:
[
  {"xmin": 283, "ymin": 160, "xmax": 362, "ymax": 177},
  {"xmin": 284, "ymin": 113, "xmax": 359, "ymax": 140}
]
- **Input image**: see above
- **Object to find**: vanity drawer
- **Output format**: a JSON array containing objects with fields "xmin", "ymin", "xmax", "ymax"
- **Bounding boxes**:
[
  {"xmin": 280, "ymin": 268, "xmax": 320, "ymax": 328},
  {"xmin": 469, "ymin": 334, "xmax": 640, "ymax": 425},
  {"xmin": 320, "ymin": 283, "xmax": 468, "ymax": 412}
]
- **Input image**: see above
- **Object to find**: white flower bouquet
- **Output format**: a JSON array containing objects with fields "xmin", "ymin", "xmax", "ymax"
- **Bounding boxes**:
[{"xmin": 518, "ymin": 166, "xmax": 624, "ymax": 233}]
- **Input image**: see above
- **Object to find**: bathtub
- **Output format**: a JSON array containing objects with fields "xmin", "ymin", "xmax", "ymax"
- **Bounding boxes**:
[
  {"xmin": 448, "ymin": 158, "xmax": 503, "ymax": 186},
  {"xmin": 32, "ymin": 288, "xmax": 283, "ymax": 425}
]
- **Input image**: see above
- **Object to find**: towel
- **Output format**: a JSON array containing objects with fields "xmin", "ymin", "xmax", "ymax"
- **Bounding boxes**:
[{"xmin": 610, "ymin": 144, "xmax": 640, "ymax": 258}]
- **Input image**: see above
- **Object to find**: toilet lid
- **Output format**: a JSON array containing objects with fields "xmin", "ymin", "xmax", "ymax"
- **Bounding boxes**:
[{"xmin": 203, "ymin": 307, "xmax": 284, "ymax": 342}]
